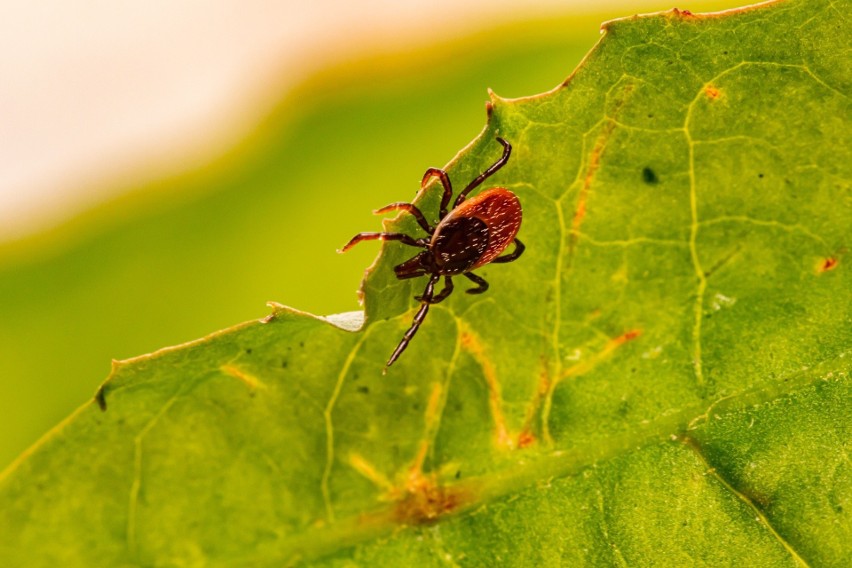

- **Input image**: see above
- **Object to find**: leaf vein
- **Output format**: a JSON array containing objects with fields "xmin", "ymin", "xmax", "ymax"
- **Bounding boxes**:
[{"xmin": 679, "ymin": 436, "xmax": 813, "ymax": 568}]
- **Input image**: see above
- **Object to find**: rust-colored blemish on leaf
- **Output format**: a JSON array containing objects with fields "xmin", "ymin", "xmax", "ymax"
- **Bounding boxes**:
[
  {"xmin": 518, "ymin": 357, "xmax": 552, "ymax": 448},
  {"xmin": 704, "ymin": 85, "xmax": 721, "ymax": 99},
  {"xmin": 818, "ymin": 257, "xmax": 838, "ymax": 273},
  {"xmin": 569, "ymin": 84, "xmax": 633, "ymax": 253},
  {"xmin": 618, "ymin": 329, "xmax": 642, "ymax": 343},
  {"xmin": 562, "ymin": 329, "xmax": 642, "ymax": 380},
  {"xmin": 220, "ymin": 364, "xmax": 265, "ymax": 394},
  {"xmin": 571, "ymin": 123, "xmax": 613, "ymax": 237},
  {"xmin": 460, "ymin": 329, "xmax": 514, "ymax": 449},
  {"xmin": 409, "ymin": 382, "xmax": 444, "ymax": 476},
  {"xmin": 675, "ymin": 8, "xmax": 695, "ymax": 17},
  {"xmin": 393, "ymin": 474, "xmax": 470, "ymax": 525},
  {"xmin": 517, "ymin": 431, "xmax": 537, "ymax": 449}
]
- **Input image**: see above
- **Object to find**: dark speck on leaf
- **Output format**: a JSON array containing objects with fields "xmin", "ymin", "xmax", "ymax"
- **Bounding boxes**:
[
  {"xmin": 281, "ymin": 360, "xmax": 288, "ymax": 369},
  {"xmin": 647, "ymin": 113, "xmax": 654, "ymax": 118},
  {"xmin": 357, "ymin": 386, "xmax": 370, "ymax": 395},
  {"xmin": 758, "ymin": 173, "xmax": 764, "ymax": 178},
  {"xmin": 245, "ymin": 348, "xmax": 252, "ymax": 355},
  {"xmin": 642, "ymin": 167, "xmax": 659, "ymax": 185},
  {"xmin": 299, "ymin": 341, "xmax": 305, "ymax": 348},
  {"xmin": 455, "ymin": 470, "xmax": 462, "ymax": 479}
]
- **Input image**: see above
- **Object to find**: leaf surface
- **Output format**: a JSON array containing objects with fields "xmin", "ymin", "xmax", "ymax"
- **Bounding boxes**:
[{"xmin": 1, "ymin": 0, "xmax": 849, "ymax": 565}]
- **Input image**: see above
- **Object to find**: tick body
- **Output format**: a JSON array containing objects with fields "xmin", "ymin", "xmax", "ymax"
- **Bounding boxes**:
[{"xmin": 341, "ymin": 137, "xmax": 524, "ymax": 368}]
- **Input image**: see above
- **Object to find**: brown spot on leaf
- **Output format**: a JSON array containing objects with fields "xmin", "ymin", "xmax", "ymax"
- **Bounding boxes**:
[
  {"xmin": 705, "ymin": 85, "xmax": 721, "ymax": 99},
  {"xmin": 394, "ymin": 475, "xmax": 469, "ymax": 525},
  {"xmin": 517, "ymin": 431, "xmax": 537, "ymax": 449},
  {"xmin": 818, "ymin": 257, "xmax": 838, "ymax": 273}
]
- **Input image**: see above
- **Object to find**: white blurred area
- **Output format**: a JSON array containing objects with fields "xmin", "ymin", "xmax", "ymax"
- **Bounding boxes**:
[{"xmin": 0, "ymin": 0, "xmax": 640, "ymax": 242}]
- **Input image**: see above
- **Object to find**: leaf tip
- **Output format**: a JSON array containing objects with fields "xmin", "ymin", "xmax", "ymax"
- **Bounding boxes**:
[
  {"xmin": 261, "ymin": 301, "xmax": 286, "ymax": 323},
  {"xmin": 93, "ymin": 358, "xmax": 126, "ymax": 412}
]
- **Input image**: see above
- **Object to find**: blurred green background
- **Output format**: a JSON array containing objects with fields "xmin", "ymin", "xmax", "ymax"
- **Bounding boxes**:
[{"xmin": 0, "ymin": 2, "xmax": 740, "ymax": 470}]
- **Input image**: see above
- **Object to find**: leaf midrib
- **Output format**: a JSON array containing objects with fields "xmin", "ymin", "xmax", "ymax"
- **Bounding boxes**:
[{"xmin": 258, "ymin": 349, "xmax": 845, "ymax": 564}]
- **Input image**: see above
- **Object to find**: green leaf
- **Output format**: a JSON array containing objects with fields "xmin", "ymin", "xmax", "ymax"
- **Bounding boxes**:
[{"xmin": 1, "ymin": 0, "xmax": 849, "ymax": 565}]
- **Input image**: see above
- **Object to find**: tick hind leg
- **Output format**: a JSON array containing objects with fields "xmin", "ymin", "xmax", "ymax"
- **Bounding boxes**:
[
  {"xmin": 387, "ymin": 273, "xmax": 440, "ymax": 368},
  {"xmin": 463, "ymin": 272, "xmax": 489, "ymax": 294},
  {"xmin": 339, "ymin": 232, "xmax": 428, "ymax": 253},
  {"xmin": 491, "ymin": 238, "xmax": 525, "ymax": 264}
]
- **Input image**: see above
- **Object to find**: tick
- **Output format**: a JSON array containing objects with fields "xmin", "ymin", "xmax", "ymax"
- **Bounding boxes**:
[{"xmin": 340, "ymin": 136, "xmax": 524, "ymax": 368}]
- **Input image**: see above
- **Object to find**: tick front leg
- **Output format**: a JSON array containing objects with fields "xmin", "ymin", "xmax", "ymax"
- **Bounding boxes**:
[
  {"xmin": 454, "ymin": 137, "xmax": 512, "ymax": 207},
  {"xmin": 491, "ymin": 238, "xmax": 525, "ymax": 263},
  {"xmin": 338, "ymin": 232, "xmax": 428, "ymax": 253},
  {"xmin": 387, "ymin": 273, "xmax": 440, "ymax": 368},
  {"xmin": 373, "ymin": 202, "xmax": 434, "ymax": 234},
  {"xmin": 463, "ymin": 272, "xmax": 489, "ymax": 294},
  {"xmin": 421, "ymin": 168, "xmax": 453, "ymax": 220}
]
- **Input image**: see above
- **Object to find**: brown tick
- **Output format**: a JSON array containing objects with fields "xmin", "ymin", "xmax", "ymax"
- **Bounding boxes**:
[{"xmin": 341, "ymin": 137, "xmax": 524, "ymax": 368}]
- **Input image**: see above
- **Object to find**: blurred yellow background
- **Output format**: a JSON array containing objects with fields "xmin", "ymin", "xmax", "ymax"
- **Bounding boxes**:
[{"xmin": 0, "ymin": 1, "xmax": 742, "ymax": 469}]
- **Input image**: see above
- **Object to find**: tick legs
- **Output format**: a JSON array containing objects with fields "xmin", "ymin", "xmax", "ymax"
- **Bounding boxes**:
[
  {"xmin": 491, "ymin": 238, "xmax": 525, "ymax": 263},
  {"xmin": 417, "ymin": 275, "xmax": 453, "ymax": 303},
  {"xmin": 454, "ymin": 137, "xmax": 512, "ymax": 207},
  {"xmin": 421, "ymin": 168, "xmax": 453, "ymax": 219},
  {"xmin": 339, "ymin": 232, "xmax": 428, "ymax": 253},
  {"xmin": 463, "ymin": 272, "xmax": 489, "ymax": 294},
  {"xmin": 373, "ymin": 202, "xmax": 433, "ymax": 234},
  {"xmin": 387, "ymin": 273, "xmax": 440, "ymax": 368}
]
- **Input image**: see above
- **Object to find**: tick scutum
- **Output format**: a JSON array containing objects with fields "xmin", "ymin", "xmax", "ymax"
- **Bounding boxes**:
[{"xmin": 432, "ymin": 217, "xmax": 489, "ymax": 274}]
